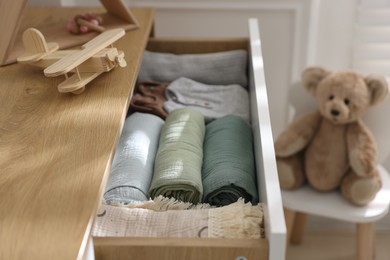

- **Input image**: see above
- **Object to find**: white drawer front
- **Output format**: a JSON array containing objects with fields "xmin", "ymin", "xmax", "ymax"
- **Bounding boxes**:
[{"xmin": 248, "ymin": 18, "xmax": 286, "ymax": 260}]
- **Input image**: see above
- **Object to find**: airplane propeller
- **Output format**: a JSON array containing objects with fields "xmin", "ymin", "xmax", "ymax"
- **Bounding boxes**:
[
  {"xmin": 115, "ymin": 52, "xmax": 127, "ymax": 68},
  {"xmin": 107, "ymin": 51, "xmax": 127, "ymax": 68}
]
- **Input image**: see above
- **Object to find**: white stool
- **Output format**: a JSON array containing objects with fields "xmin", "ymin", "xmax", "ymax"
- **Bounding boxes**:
[{"xmin": 282, "ymin": 165, "xmax": 390, "ymax": 260}]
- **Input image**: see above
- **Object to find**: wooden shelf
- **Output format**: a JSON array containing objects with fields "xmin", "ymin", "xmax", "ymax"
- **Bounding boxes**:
[{"xmin": 0, "ymin": 0, "xmax": 140, "ymax": 66}]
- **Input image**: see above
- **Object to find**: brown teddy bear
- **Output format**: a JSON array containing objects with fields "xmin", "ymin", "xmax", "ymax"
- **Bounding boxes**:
[{"xmin": 275, "ymin": 66, "xmax": 389, "ymax": 206}]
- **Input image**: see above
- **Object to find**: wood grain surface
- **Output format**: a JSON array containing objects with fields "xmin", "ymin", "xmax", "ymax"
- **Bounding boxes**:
[
  {"xmin": 0, "ymin": 6, "xmax": 154, "ymax": 260},
  {"xmin": 94, "ymin": 237, "xmax": 268, "ymax": 260}
]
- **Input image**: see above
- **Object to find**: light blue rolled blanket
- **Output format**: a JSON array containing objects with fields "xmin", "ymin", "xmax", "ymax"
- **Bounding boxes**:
[
  {"xmin": 138, "ymin": 50, "xmax": 248, "ymax": 87},
  {"xmin": 202, "ymin": 115, "xmax": 259, "ymax": 206},
  {"xmin": 104, "ymin": 112, "xmax": 164, "ymax": 204},
  {"xmin": 149, "ymin": 108, "xmax": 205, "ymax": 203}
]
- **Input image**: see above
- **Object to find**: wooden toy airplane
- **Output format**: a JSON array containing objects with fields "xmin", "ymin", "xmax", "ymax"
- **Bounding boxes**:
[{"xmin": 17, "ymin": 28, "xmax": 127, "ymax": 94}]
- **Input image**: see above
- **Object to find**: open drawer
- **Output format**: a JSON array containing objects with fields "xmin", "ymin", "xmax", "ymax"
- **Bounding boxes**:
[{"xmin": 92, "ymin": 19, "xmax": 286, "ymax": 260}]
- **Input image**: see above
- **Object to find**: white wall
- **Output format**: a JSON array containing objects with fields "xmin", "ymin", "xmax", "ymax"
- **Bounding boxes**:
[{"xmin": 313, "ymin": 0, "xmax": 356, "ymax": 69}]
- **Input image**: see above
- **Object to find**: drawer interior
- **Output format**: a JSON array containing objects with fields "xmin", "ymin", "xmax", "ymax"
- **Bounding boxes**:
[
  {"xmin": 146, "ymin": 37, "xmax": 249, "ymax": 54},
  {"xmin": 93, "ymin": 37, "xmax": 275, "ymax": 260}
]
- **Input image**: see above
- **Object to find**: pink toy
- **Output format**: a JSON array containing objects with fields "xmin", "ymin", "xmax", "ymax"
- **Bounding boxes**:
[{"xmin": 67, "ymin": 13, "xmax": 104, "ymax": 34}]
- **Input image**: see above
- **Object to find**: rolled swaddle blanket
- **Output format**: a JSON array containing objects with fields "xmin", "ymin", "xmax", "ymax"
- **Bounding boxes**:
[
  {"xmin": 104, "ymin": 112, "xmax": 164, "ymax": 204},
  {"xmin": 202, "ymin": 115, "xmax": 258, "ymax": 206},
  {"xmin": 149, "ymin": 108, "xmax": 205, "ymax": 203},
  {"xmin": 138, "ymin": 50, "xmax": 248, "ymax": 87}
]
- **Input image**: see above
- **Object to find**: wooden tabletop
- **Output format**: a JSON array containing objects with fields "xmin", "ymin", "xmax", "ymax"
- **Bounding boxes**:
[{"xmin": 0, "ymin": 6, "xmax": 154, "ymax": 260}]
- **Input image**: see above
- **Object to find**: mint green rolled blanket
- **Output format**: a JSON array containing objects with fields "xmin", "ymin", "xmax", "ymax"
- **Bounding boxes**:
[
  {"xmin": 202, "ymin": 115, "xmax": 258, "ymax": 206},
  {"xmin": 149, "ymin": 108, "xmax": 205, "ymax": 203}
]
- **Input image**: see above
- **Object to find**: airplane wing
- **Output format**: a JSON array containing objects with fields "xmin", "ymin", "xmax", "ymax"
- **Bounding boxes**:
[
  {"xmin": 57, "ymin": 71, "xmax": 103, "ymax": 93},
  {"xmin": 44, "ymin": 29, "xmax": 125, "ymax": 77}
]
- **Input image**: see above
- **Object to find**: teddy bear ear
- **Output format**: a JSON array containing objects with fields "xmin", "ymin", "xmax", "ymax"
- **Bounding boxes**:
[
  {"xmin": 301, "ymin": 66, "xmax": 330, "ymax": 96},
  {"xmin": 364, "ymin": 74, "xmax": 389, "ymax": 105}
]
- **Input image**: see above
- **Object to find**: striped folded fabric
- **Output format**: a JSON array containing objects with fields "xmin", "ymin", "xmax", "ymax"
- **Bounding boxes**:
[
  {"xmin": 202, "ymin": 115, "xmax": 259, "ymax": 206},
  {"xmin": 104, "ymin": 112, "xmax": 164, "ymax": 204},
  {"xmin": 149, "ymin": 108, "xmax": 205, "ymax": 203}
]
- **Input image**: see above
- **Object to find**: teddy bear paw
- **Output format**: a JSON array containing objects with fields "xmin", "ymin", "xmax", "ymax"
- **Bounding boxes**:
[
  {"xmin": 342, "ymin": 177, "xmax": 382, "ymax": 206},
  {"xmin": 276, "ymin": 158, "xmax": 305, "ymax": 189}
]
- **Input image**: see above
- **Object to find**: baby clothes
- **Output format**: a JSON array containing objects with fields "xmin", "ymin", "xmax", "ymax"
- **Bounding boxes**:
[
  {"xmin": 138, "ymin": 50, "xmax": 248, "ymax": 87},
  {"xmin": 164, "ymin": 77, "xmax": 250, "ymax": 123},
  {"xmin": 148, "ymin": 108, "xmax": 205, "ymax": 204},
  {"xmin": 104, "ymin": 112, "xmax": 164, "ymax": 204},
  {"xmin": 202, "ymin": 115, "xmax": 258, "ymax": 206}
]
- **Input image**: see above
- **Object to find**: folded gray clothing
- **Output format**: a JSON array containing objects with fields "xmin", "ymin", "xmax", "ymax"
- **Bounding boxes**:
[
  {"xmin": 104, "ymin": 112, "xmax": 164, "ymax": 204},
  {"xmin": 138, "ymin": 50, "xmax": 248, "ymax": 87},
  {"xmin": 163, "ymin": 77, "xmax": 250, "ymax": 123}
]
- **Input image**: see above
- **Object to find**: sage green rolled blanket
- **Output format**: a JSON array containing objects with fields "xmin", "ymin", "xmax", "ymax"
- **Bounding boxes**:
[
  {"xmin": 149, "ymin": 108, "xmax": 205, "ymax": 203},
  {"xmin": 202, "ymin": 115, "xmax": 259, "ymax": 206}
]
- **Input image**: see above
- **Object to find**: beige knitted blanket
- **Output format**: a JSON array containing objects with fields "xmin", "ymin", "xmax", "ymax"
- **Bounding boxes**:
[{"xmin": 92, "ymin": 196, "xmax": 264, "ymax": 239}]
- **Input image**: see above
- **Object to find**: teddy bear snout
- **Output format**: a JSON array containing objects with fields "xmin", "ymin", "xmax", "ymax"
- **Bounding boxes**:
[
  {"xmin": 331, "ymin": 109, "xmax": 340, "ymax": 116},
  {"xmin": 324, "ymin": 101, "xmax": 349, "ymax": 122}
]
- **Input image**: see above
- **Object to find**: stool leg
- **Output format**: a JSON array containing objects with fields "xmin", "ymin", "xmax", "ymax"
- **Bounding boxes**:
[
  {"xmin": 290, "ymin": 212, "xmax": 307, "ymax": 245},
  {"xmin": 356, "ymin": 222, "xmax": 375, "ymax": 260},
  {"xmin": 284, "ymin": 207, "xmax": 296, "ymax": 245}
]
